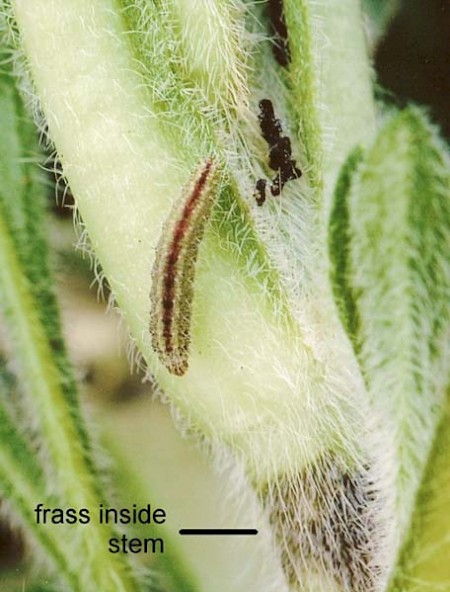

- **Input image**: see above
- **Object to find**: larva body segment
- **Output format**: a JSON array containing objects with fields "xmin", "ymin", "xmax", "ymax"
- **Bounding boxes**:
[{"xmin": 150, "ymin": 157, "xmax": 219, "ymax": 376}]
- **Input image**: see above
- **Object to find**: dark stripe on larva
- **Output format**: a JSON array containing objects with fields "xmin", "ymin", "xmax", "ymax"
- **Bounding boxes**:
[
  {"xmin": 150, "ymin": 158, "xmax": 218, "ymax": 376},
  {"xmin": 266, "ymin": 0, "xmax": 291, "ymax": 67}
]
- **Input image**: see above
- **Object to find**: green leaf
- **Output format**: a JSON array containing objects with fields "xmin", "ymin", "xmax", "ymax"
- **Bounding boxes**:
[
  {"xmin": 389, "ymin": 390, "xmax": 450, "ymax": 591},
  {"xmin": 0, "ymin": 64, "xmax": 95, "ymax": 464},
  {"xmin": 332, "ymin": 107, "xmax": 450, "ymax": 553},
  {"xmin": 329, "ymin": 146, "xmax": 364, "ymax": 345},
  {"xmin": 0, "ymin": 61, "xmax": 145, "ymax": 592},
  {"xmin": 282, "ymin": 0, "xmax": 377, "ymax": 193},
  {"xmin": 0, "ymin": 361, "xmax": 81, "ymax": 591}
]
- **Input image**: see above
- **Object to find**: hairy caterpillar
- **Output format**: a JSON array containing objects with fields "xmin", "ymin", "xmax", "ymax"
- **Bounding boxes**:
[{"xmin": 150, "ymin": 157, "xmax": 219, "ymax": 376}]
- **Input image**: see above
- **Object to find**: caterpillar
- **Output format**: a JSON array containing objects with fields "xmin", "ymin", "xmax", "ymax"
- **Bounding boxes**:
[{"xmin": 150, "ymin": 157, "xmax": 219, "ymax": 376}]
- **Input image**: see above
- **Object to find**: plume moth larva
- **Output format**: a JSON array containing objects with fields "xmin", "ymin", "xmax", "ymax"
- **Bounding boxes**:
[{"xmin": 150, "ymin": 157, "xmax": 219, "ymax": 376}]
